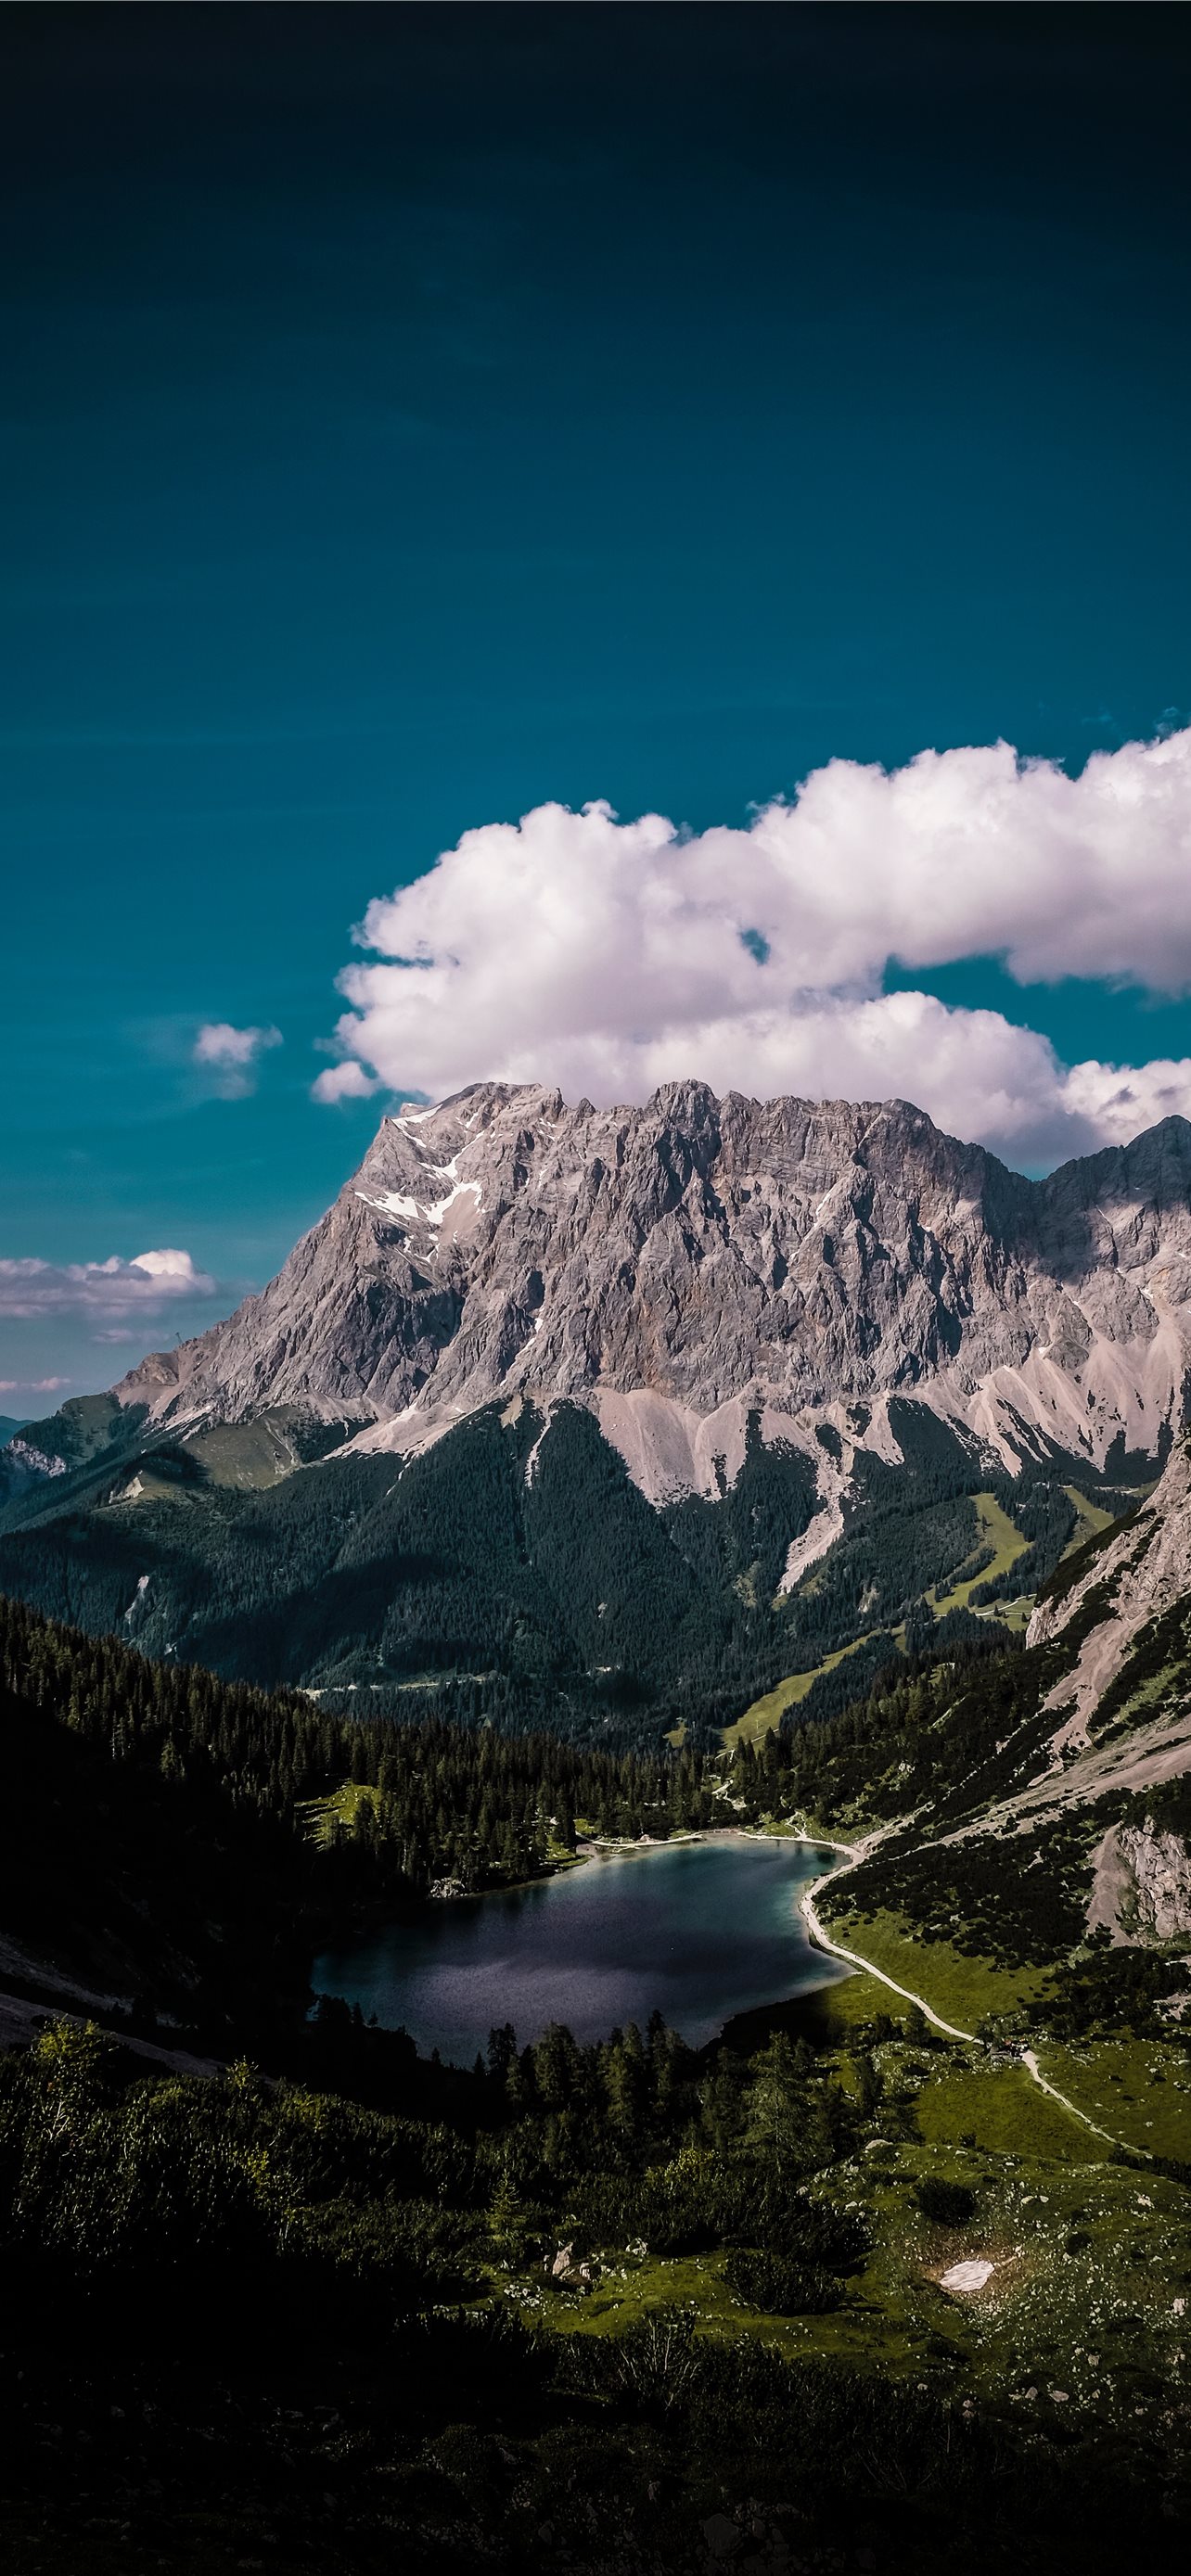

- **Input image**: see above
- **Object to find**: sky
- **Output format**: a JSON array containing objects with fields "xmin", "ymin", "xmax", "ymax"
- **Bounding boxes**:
[{"xmin": 3, "ymin": 3, "xmax": 1191, "ymax": 1402}]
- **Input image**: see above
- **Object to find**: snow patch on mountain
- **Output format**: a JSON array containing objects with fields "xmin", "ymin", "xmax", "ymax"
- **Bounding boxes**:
[{"xmin": 356, "ymin": 1179, "xmax": 482, "ymax": 1233}]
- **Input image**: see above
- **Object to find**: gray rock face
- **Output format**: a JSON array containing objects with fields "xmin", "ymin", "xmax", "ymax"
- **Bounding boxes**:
[
  {"xmin": 96, "ymin": 1082, "xmax": 1191, "ymax": 1498},
  {"xmin": 1116, "ymin": 1823, "xmax": 1191, "ymax": 1941},
  {"xmin": 1028, "ymin": 1435, "xmax": 1191, "ymax": 1743}
]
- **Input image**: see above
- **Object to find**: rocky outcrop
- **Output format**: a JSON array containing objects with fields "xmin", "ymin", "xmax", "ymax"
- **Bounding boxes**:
[
  {"xmin": 16, "ymin": 1085, "xmax": 1191, "ymax": 1506},
  {"xmin": 1089, "ymin": 1816, "xmax": 1191, "ymax": 1944},
  {"xmin": 1027, "ymin": 1439, "xmax": 1191, "ymax": 1741},
  {"xmin": 4, "ymin": 1438, "xmax": 67, "ymax": 1481},
  {"xmin": 1117, "ymin": 1822, "xmax": 1191, "ymax": 1941}
]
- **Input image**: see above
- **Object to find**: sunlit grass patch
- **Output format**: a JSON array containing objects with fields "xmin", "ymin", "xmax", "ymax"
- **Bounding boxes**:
[
  {"xmin": 724, "ymin": 1637, "xmax": 875, "ymax": 1751},
  {"xmin": 1062, "ymin": 1486, "xmax": 1117, "ymax": 1556},
  {"xmin": 914, "ymin": 2059, "xmax": 1083, "ymax": 2162},
  {"xmin": 820, "ymin": 1906, "xmax": 1052, "ymax": 2031},
  {"xmin": 550, "ymin": 2250, "xmax": 775, "ymax": 2344},
  {"xmin": 928, "ymin": 1492, "xmax": 1028, "ymax": 1615},
  {"xmin": 298, "ymin": 1779, "xmax": 378, "ymax": 1845},
  {"xmin": 799, "ymin": 1967, "xmax": 898, "ymax": 2038},
  {"xmin": 545, "ymin": 2245, "xmax": 928, "ymax": 2376}
]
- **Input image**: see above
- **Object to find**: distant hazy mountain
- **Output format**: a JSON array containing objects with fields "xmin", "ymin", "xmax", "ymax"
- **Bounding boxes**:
[
  {"xmin": 0, "ymin": 1417, "xmax": 28, "ymax": 1448},
  {"xmin": 2, "ymin": 1084, "xmax": 1189, "ymax": 1731}
]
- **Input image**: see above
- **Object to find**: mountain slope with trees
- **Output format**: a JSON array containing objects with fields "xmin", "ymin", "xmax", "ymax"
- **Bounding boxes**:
[{"xmin": 4, "ymin": 1084, "xmax": 1186, "ymax": 1740}]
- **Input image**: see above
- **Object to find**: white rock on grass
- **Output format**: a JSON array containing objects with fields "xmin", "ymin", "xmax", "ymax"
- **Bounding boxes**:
[{"xmin": 940, "ymin": 2258, "xmax": 996, "ymax": 2293}]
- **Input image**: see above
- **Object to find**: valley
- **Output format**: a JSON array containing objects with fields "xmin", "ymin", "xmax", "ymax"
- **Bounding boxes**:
[
  {"xmin": 2, "ymin": 1090, "xmax": 1190, "ymax": 2570},
  {"xmin": 3, "ymin": 1084, "xmax": 1187, "ymax": 1751},
  {"xmin": 1, "ymin": 1415, "xmax": 1189, "ymax": 2570}
]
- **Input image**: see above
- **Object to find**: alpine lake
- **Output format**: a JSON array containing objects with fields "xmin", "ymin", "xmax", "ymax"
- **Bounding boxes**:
[{"xmin": 313, "ymin": 1830, "xmax": 847, "ymax": 2066}]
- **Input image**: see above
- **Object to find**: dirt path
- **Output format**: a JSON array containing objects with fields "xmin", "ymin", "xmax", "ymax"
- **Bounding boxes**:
[
  {"xmin": 1019, "ymin": 2047, "xmax": 1122, "ymax": 2146},
  {"xmin": 800, "ymin": 1889, "xmax": 976, "ymax": 2040},
  {"xmin": 800, "ymin": 1883, "xmax": 1143, "ymax": 2156}
]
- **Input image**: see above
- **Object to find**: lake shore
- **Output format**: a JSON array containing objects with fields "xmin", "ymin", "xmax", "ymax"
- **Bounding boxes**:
[{"xmin": 444, "ymin": 1817, "xmax": 847, "ymax": 1902}]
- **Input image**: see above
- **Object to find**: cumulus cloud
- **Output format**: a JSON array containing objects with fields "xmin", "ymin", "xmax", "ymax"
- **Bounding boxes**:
[
  {"xmin": 0, "ymin": 1376, "xmax": 69, "ymax": 1394},
  {"xmin": 1058, "ymin": 1056, "xmax": 1191, "ymax": 1147},
  {"xmin": 194, "ymin": 1021, "xmax": 282, "ymax": 1096},
  {"xmin": 0, "ymin": 1249, "xmax": 217, "ymax": 1322},
  {"xmin": 316, "ymin": 727, "xmax": 1191, "ymax": 1163},
  {"xmin": 311, "ymin": 1060, "xmax": 382, "ymax": 1105}
]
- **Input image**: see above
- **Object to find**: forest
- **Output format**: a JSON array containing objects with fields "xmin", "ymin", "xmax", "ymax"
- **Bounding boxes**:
[{"xmin": 0, "ymin": 1391, "xmax": 1149, "ymax": 1745}]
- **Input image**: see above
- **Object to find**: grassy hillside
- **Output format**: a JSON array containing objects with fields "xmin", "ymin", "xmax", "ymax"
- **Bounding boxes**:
[
  {"xmin": 724, "ymin": 1635, "xmax": 875, "ymax": 1750},
  {"xmin": 2, "ymin": 1975, "xmax": 1187, "ymax": 2574}
]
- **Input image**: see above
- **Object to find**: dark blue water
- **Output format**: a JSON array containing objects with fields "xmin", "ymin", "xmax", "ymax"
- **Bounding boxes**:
[{"xmin": 313, "ymin": 1832, "xmax": 845, "ymax": 2066}]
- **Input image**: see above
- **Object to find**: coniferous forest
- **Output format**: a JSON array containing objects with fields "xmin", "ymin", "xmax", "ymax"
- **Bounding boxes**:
[
  {"xmin": 2, "ymin": 1588, "xmax": 1190, "ymax": 2570},
  {"xmin": 0, "ymin": 1591, "xmax": 711, "ymax": 2036}
]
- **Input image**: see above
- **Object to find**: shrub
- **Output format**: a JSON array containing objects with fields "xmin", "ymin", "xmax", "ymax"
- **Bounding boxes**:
[
  {"xmin": 914, "ymin": 2177, "xmax": 977, "ymax": 2225},
  {"xmin": 765, "ymin": 2195, "xmax": 870, "ymax": 2273},
  {"xmin": 724, "ymin": 2248, "xmax": 841, "ymax": 2314}
]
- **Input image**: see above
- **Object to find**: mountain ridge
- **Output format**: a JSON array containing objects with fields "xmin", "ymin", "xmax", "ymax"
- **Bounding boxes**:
[{"xmin": 98, "ymin": 1084, "xmax": 1191, "ymax": 1503}]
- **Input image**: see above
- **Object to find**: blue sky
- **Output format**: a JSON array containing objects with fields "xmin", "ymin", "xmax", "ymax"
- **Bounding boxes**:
[{"xmin": 3, "ymin": 5, "xmax": 1191, "ymax": 1400}]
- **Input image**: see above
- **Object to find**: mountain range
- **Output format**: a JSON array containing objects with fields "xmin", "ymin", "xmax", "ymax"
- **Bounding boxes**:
[{"xmin": 4, "ymin": 1082, "xmax": 1191, "ymax": 1735}]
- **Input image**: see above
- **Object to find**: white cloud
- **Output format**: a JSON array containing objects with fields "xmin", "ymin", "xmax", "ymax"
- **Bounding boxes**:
[
  {"xmin": 194, "ymin": 1021, "xmax": 282, "ymax": 1096},
  {"xmin": 1058, "ymin": 1056, "xmax": 1191, "ymax": 1148},
  {"xmin": 125, "ymin": 1247, "xmax": 205, "ymax": 1282},
  {"xmin": 317, "ymin": 727, "xmax": 1191, "ymax": 1163},
  {"xmin": 312, "ymin": 1060, "xmax": 382, "ymax": 1105},
  {"xmin": 0, "ymin": 1375, "xmax": 70, "ymax": 1394},
  {"xmin": 0, "ymin": 1249, "xmax": 218, "ymax": 1322}
]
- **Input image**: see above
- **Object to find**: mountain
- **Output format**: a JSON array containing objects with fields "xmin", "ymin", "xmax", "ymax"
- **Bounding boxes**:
[
  {"xmin": 91, "ymin": 1083, "xmax": 1191, "ymax": 1486},
  {"xmin": 1015, "ymin": 1431, "xmax": 1191, "ymax": 1929},
  {"xmin": 0, "ymin": 1417, "xmax": 27, "ymax": 1448},
  {"xmin": 795, "ymin": 1424, "xmax": 1191, "ymax": 2052},
  {"xmin": 3, "ymin": 1083, "xmax": 1191, "ymax": 1733}
]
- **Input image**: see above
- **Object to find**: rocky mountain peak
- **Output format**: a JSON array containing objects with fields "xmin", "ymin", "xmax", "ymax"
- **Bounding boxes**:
[{"xmin": 61, "ymin": 1085, "xmax": 1191, "ymax": 1505}]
